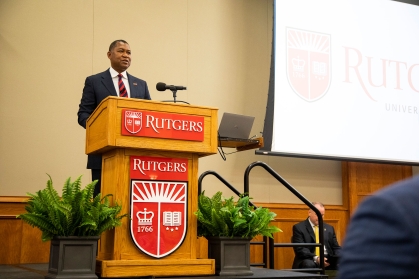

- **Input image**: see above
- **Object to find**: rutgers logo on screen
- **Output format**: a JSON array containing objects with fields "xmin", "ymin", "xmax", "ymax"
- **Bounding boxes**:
[
  {"xmin": 125, "ymin": 110, "xmax": 142, "ymax": 134},
  {"xmin": 287, "ymin": 27, "xmax": 331, "ymax": 102}
]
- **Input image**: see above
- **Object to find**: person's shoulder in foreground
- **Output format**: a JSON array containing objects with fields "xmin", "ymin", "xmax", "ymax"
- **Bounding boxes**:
[{"xmin": 337, "ymin": 175, "xmax": 419, "ymax": 279}]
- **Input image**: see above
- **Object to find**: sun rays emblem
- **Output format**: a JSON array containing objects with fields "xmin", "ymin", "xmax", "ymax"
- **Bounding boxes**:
[
  {"xmin": 287, "ymin": 27, "xmax": 331, "ymax": 102},
  {"xmin": 130, "ymin": 180, "xmax": 187, "ymax": 258}
]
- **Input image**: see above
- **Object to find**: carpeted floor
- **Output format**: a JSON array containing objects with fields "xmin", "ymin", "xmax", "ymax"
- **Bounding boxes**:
[
  {"xmin": 0, "ymin": 264, "xmax": 336, "ymax": 279},
  {"xmin": 325, "ymin": 270, "xmax": 338, "ymax": 279},
  {"xmin": 0, "ymin": 264, "xmax": 47, "ymax": 279}
]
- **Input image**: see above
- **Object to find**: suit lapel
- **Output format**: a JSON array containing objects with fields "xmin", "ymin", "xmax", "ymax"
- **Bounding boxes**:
[
  {"xmin": 305, "ymin": 219, "xmax": 316, "ymax": 242},
  {"xmin": 323, "ymin": 226, "xmax": 328, "ymax": 242},
  {"xmin": 101, "ymin": 69, "xmax": 118, "ymax": 96}
]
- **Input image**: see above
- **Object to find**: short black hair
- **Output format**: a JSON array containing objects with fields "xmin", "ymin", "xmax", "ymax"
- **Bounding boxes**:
[{"xmin": 109, "ymin": 40, "xmax": 129, "ymax": 51}]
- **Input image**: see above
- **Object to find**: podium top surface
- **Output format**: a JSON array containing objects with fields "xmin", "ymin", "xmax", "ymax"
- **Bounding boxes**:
[
  {"xmin": 87, "ymin": 96, "xmax": 218, "ymax": 117},
  {"xmin": 85, "ymin": 97, "xmax": 218, "ymax": 156}
]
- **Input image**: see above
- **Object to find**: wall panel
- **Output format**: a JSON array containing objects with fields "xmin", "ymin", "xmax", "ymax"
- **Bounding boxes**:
[
  {"xmin": 0, "ymin": 197, "xmax": 49, "ymax": 264},
  {"xmin": 343, "ymin": 162, "xmax": 412, "ymax": 215},
  {"xmin": 196, "ymin": 203, "xmax": 347, "ymax": 270}
]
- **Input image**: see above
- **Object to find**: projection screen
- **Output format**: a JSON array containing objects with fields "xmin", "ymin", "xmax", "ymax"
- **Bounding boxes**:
[{"xmin": 258, "ymin": 0, "xmax": 419, "ymax": 165}]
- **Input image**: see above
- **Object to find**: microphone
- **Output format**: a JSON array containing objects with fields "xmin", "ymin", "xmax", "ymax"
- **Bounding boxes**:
[{"xmin": 156, "ymin": 82, "xmax": 187, "ymax": 91}]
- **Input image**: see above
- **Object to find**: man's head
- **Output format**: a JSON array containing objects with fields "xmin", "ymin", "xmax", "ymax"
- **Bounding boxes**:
[
  {"xmin": 107, "ymin": 40, "xmax": 131, "ymax": 73},
  {"xmin": 308, "ymin": 202, "xmax": 325, "ymax": 226}
]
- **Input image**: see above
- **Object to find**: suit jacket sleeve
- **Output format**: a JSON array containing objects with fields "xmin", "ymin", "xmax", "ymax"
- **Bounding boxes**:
[
  {"xmin": 78, "ymin": 76, "xmax": 97, "ymax": 129},
  {"xmin": 338, "ymin": 192, "xmax": 419, "ymax": 278},
  {"xmin": 326, "ymin": 225, "xmax": 341, "ymax": 256}
]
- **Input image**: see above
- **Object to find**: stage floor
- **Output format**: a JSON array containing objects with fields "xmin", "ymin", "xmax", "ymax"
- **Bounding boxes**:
[{"xmin": 0, "ymin": 264, "xmax": 329, "ymax": 279}]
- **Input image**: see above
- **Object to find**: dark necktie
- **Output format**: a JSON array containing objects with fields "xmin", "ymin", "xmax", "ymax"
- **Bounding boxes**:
[{"xmin": 118, "ymin": 74, "xmax": 128, "ymax": 98}]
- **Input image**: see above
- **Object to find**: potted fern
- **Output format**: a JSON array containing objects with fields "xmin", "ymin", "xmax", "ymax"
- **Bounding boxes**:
[
  {"xmin": 195, "ymin": 191, "xmax": 281, "ymax": 276},
  {"xmin": 17, "ymin": 175, "xmax": 128, "ymax": 279}
]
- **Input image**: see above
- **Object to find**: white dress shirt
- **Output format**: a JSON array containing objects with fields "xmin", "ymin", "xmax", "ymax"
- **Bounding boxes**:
[{"xmin": 109, "ymin": 67, "xmax": 131, "ymax": 98}]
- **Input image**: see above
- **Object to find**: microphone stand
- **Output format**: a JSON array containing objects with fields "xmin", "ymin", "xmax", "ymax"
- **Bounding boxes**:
[
  {"xmin": 171, "ymin": 88, "xmax": 178, "ymax": 103},
  {"xmin": 162, "ymin": 87, "xmax": 190, "ymax": 105}
]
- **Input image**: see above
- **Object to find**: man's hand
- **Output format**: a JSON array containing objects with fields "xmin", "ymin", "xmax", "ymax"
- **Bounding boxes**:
[{"xmin": 316, "ymin": 256, "xmax": 330, "ymax": 267}]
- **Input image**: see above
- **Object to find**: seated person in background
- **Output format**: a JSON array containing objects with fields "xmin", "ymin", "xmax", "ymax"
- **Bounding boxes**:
[{"xmin": 292, "ymin": 202, "xmax": 341, "ymax": 269}]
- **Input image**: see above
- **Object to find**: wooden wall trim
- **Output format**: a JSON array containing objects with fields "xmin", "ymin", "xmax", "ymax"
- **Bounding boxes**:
[
  {"xmin": 0, "ymin": 196, "xmax": 30, "ymax": 217},
  {"xmin": 4, "ymin": 196, "xmax": 348, "ymax": 267},
  {"xmin": 4, "ymin": 162, "xmax": 408, "ymax": 268},
  {"xmin": 0, "ymin": 196, "xmax": 29, "ymax": 203},
  {"xmin": 0, "ymin": 196, "xmax": 50, "ymax": 264},
  {"xmin": 256, "ymin": 203, "xmax": 347, "ymax": 211}
]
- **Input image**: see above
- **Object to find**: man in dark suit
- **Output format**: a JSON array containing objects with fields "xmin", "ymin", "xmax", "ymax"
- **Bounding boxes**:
[
  {"xmin": 292, "ymin": 202, "xmax": 341, "ymax": 269},
  {"xmin": 337, "ymin": 175, "xmax": 419, "ymax": 279},
  {"xmin": 77, "ymin": 39, "xmax": 151, "ymax": 196}
]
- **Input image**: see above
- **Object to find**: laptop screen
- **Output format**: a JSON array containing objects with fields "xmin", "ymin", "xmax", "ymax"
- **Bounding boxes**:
[{"xmin": 218, "ymin": 112, "xmax": 255, "ymax": 140}]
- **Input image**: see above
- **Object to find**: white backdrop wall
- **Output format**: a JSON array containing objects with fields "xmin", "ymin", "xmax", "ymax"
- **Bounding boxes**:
[{"xmin": 0, "ymin": 0, "xmax": 390, "ymax": 205}]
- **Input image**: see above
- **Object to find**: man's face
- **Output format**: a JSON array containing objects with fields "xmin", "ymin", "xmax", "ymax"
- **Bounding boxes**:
[
  {"xmin": 107, "ymin": 42, "xmax": 131, "ymax": 73},
  {"xmin": 308, "ymin": 204, "xmax": 325, "ymax": 226}
]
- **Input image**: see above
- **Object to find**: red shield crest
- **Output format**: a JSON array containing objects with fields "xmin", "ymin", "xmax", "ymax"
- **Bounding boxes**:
[
  {"xmin": 130, "ymin": 180, "xmax": 187, "ymax": 258},
  {"xmin": 124, "ymin": 110, "xmax": 142, "ymax": 134},
  {"xmin": 287, "ymin": 28, "xmax": 331, "ymax": 101}
]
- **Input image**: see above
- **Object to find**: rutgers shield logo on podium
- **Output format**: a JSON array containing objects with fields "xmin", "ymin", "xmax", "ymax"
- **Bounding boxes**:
[
  {"xmin": 130, "ymin": 181, "xmax": 187, "ymax": 258},
  {"xmin": 287, "ymin": 28, "xmax": 331, "ymax": 101},
  {"xmin": 129, "ymin": 156, "xmax": 188, "ymax": 258},
  {"xmin": 124, "ymin": 110, "xmax": 142, "ymax": 134}
]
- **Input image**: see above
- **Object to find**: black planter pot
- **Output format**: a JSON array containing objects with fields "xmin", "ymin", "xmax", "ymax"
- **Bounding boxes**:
[
  {"xmin": 207, "ymin": 236, "xmax": 253, "ymax": 276},
  {"xmin": 45, "ymin": 236, "xmax": 99, "ymax": 279}
]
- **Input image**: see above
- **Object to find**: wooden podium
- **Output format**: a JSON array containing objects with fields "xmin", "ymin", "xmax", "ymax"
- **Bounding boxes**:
[{"xmin": 85, "ymin": 97, "xmax": 218, "ymax": 278}]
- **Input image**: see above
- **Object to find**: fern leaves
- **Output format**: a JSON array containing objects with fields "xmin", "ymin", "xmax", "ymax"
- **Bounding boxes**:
[
  {"xmin": 195, "ymin": 191, "xmax": 282, "ymax": 239},
  {"xmin": 17, "ymin": 175, "xmax": 127, "ymax": 241}
]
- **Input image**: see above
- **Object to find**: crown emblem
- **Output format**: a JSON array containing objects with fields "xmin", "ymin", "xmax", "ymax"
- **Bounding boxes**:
[
  {"xmin": 127, "ymin": 119, "xmax": 132, "ymax": 124},
  {"xmin": 137, "ymin": 208, "xmax": 154, "ymax": 225},
  {"xmin": 292, "ymin": 56, "xmax": 305, "ymax": 72}
]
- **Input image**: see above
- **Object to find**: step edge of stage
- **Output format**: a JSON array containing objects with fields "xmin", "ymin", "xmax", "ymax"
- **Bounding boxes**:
[{"xmin": 97, "ymin": 258, "xmax": 215, "ymax": 277}]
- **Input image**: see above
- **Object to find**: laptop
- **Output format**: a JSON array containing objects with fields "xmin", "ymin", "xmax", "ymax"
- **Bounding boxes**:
[{"xmin": 218, "ymin": 112, "xmax": 255, "ymax": 140}]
